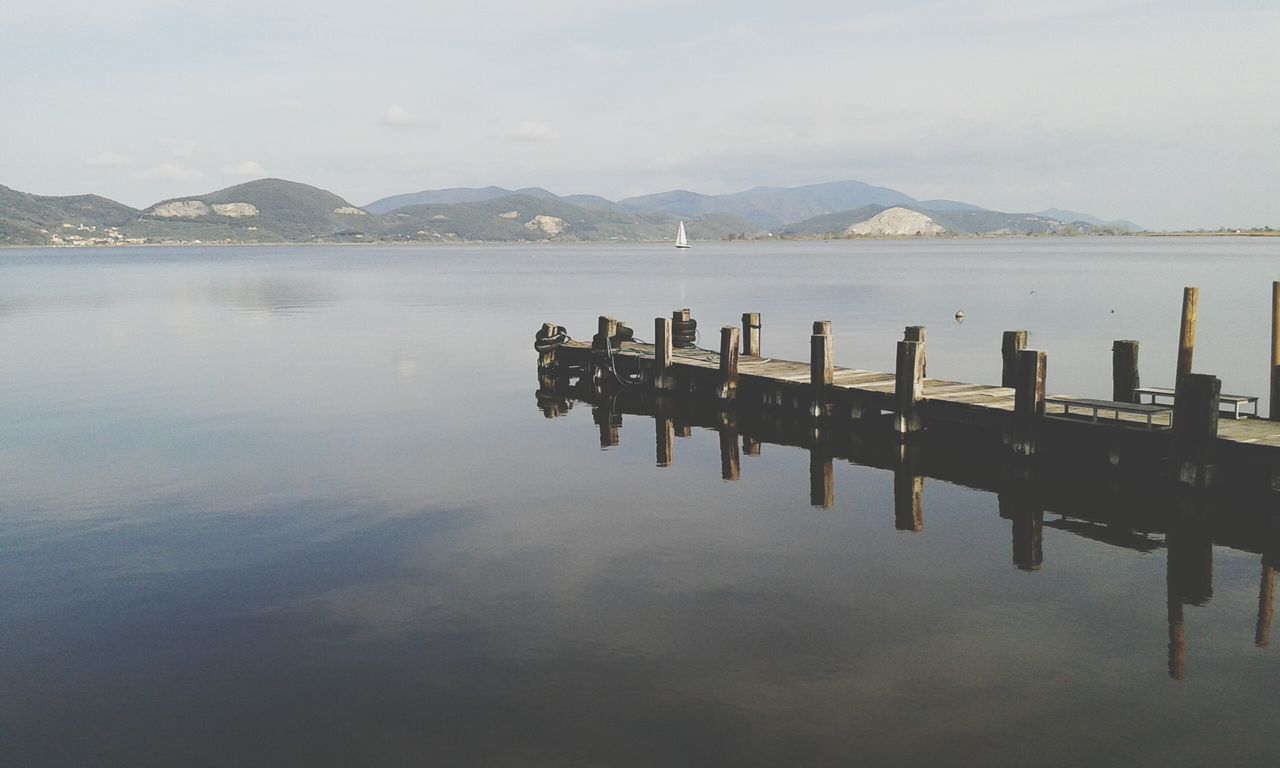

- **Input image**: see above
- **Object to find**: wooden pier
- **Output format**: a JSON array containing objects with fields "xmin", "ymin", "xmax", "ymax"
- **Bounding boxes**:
[{"xmin": 534, "ymin": 285, "xmax": 1280, "ymax": 495}]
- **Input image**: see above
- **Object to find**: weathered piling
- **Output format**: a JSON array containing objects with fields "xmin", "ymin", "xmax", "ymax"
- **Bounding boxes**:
[
  {"xmin": 654, "ymin": 317, "xmax": 673, "ymax": 391},
  {"xmin": 905, "ymin": 326, "xmax": 926, "ymax": 375},
  {"xmin": 1176, "ymin": 287, "xmax": 1198, "ymax": 392},
  {"xmin": 742, "ymin": 312, "xmax": 761, "ymax": 357},
  {"xmin": 1271, "ymin": 282, "xmax": 1280, "ymax": 419},
  {"xmin": 1011, "ymin": 349, "xmax": 1047, "ymax": 456},
  {"xmin": 742, "ymin": 436, "xmax": 762, "ymax": 456},
  {"xmin": 895, "ymin": 340, "xmax": 925, "ymax": 436},
  {"xmin": 1173, "ymin": 373, "xmax": 1221, "ymax": 488},
  {"xmin": 1113, "ymin": 340, "xmax": 1140, "ymax": 403},
  {"xmin": 536, "ymin": 322, "xmax": 560, "ymax": 371},
  {"xmin": 718, "ymin": 326, "xmax": 739, "ymax": 401},
  {"xmin": 1002, "ymin": 331, "xmax": 1027, "ymax": 388},
  {"xmin": 811, "ymin": 321, "xmax": 833, "ymax": 416}
]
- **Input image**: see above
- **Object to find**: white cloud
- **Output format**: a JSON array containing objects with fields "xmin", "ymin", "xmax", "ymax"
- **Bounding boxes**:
[
  {"xmin": 499, "ymin": 121, "xmax": 560, "ymax": 142},
  {"xmin": 139, "ymin": 162, "xmax": 202, "ymax": 182},
  {"xmin": 167, "ymin": 139, "xmax": 198, "ymax": 158},
  {"xmin": 222, "ymin": 160, "xmax": 268, "ymax": 177},
  {"xmin": 87, "ymin": 151, "xmax": 130, "ymax": 167},
  {"xmin": 380, "ymin": 104, "xmax": 419, "ymax": 127}
]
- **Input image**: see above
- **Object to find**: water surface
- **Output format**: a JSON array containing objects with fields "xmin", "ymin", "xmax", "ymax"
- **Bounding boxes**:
[{"xmin": 2, "ymin": 239, "xmax": 1278, "ymax": 766}]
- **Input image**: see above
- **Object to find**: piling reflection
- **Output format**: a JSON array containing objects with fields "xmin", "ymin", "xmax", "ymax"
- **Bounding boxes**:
[
  {"xmin": 536, "ymin": 375, "xmax": 1280, "ymax": 680},
  {"xmin": 893, "ymin": 447, "xmax": 923, "ymax": 532}
]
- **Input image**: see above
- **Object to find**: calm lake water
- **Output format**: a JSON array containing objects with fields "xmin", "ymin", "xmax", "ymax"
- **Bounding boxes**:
[{"xmin": 2, "ymin": 238, "xmax": 1279, "ymax": 766}]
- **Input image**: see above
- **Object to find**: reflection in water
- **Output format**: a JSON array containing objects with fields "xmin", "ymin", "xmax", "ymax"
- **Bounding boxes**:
[
  {"xmin": 810, "ymin": 448, "xmax": 833, "ymax": 508},
  {"xmin": 1258, "ymin": 557, "xmax": 1277, "ymax": 648},
  {"xmin": 538, "ymin": 375, "xmax": 1280, "ymax": 688}
]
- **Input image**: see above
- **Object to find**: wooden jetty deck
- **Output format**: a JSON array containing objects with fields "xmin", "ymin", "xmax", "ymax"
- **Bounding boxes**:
[{"xmin": 535, "ymin": 291, "xmax": 1280, "ymax": 494}]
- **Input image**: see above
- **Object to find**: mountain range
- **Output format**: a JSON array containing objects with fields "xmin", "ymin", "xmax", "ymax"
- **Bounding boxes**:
[{"xmin": 0, "ymin": 178, "xmax": 1140, "ymax": 246}]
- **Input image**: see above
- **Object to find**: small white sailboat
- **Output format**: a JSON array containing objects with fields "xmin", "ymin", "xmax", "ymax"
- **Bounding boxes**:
[{"xmin": 674, "ymin": 220, "xmax": 690, "ymax": 249}]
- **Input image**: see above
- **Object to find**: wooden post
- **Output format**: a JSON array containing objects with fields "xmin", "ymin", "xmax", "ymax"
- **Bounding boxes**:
[
  {"xmin": 1271, "ymin": 281, "xmax": 1280, "ymax": 419},
  {"xmin": 718, "ymin": 325, "xmax": 739, "ymax": 400},
  {"xmin": 905, "ymin": 326, "xmax": 926, "ymax": 376},
  {"xmin": 1173, "ymin": 373, "xmax": 1220, "ymax": 487},
  {"xmin": 894, "ymin": 340, "xmax": 925, "ymax": 436},
  {"xmin": 811, "ymin": 321, "xmax": 833, "ymax": 416},
  {"xmin": 595, "ymin": 315, "xmax": 618, "ymax": 349},
  {"xmin": 810, "ymin": 449, "xmax": 833, "ymax": 508},
  {"xmin": 1011, "ymin": 349, "xmax": 1047, "ymax": 456},
  {"xmin": 1112, "ymin": 339, "xmax": 1140, "ymax": 403},
  {"xmin": 742, "ymin": 312, "xmax": 761, "ymax": 357},
  {"xmin": 1176, "ymin": 287, "xmax": 1198, "ymax": 393},
  {"xmin": 742, "ymin": 436, "xmax": 762, "ymax": 456},
  {"xmin": 537, "ymin": 322, "xmax": 560, "ymax": 371},
  {"xmin": 1001, "ymin": 331, "xmax": 1027, "ymax": 388},
  {"xmin": 654, "ymin": 316, "xmax": 672, "ymax": 391}
]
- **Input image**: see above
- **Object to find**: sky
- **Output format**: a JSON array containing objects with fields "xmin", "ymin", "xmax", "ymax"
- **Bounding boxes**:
[{"xmin": 1, "ymin": 0, "xmax": 1277, "ymax": 229}]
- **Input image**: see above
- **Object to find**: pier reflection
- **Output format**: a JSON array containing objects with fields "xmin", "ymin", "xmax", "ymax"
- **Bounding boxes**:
[{"xmin": 536, "ymin": 377, "xmax": 1280, "ymax": 679}]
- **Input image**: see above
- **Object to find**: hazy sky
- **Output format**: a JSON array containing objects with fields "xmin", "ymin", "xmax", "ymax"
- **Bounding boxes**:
[{"xmin": 2, "ymin": 0, "xmax": 1276, "ymax": 228}]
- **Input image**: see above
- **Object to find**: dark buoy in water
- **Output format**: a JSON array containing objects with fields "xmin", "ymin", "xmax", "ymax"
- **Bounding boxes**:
[{"xmin": 954, "ymin": 309, "xmax": 965, "ymax": 323}]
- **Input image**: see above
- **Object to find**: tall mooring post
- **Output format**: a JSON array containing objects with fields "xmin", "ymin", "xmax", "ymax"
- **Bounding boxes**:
[
  {"xmin": 1176, "ymin": 287, "xmax": 1198, "ymax": 393},
  {"xmin": 742, "ymin": 312, "xmax": 761, "ymax": 357},
  {"xmin": 1002, "ymin": 331, "xmax": 1028, "ymax": 388},
  {"xmin": 654, "ymin": 316, "xmax": 673, "ymax": 391},
  {"xmin": 1271, "ymin": 282, "xmax": 1280, "ymax": 419},
  {"xmin": 811, "ymin": 321, "xmax": 833, "ymax": 417},
  {"xmin": 905, "ymin": 325, "xmax": 926, "ymax": 376},
  {"xmin": 1011, "ymin": 349, "xmax": 1047, "ymax": 456},
  {"xmin": 718, "ymin": 325, "xmax": 740, "ymax": 401},
  {"xmin": 1113, "ymin": 339, "xmax": 1140, "ymax": 403},
  {"xmin": 895, "ymin": 339, "xmax": 925, "ymax": 437},
  {"xmin": 1173, "ymin": 372, "xmax": 1220, "ymax": 488}
]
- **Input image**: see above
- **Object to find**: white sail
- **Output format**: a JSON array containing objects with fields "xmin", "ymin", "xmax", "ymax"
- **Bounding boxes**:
[{"xmin": 675, "ymin": 220, "xmax": 690, "ymax": 249}]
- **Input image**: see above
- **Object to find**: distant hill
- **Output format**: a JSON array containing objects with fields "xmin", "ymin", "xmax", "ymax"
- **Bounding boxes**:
[
  {"xmin": 783, "ymin": 203, "xmax": 1115, "ymax": 237},
  {"xmin": 366, "ymin": 186, "xmax": 564, "ymax": 214},
  {"xmin": 381, "ymin": 193, "xmax": 759, "ymax": 242},
  {"xmin": 0, "ymin": 184, "xmax": 138, "ymax": 244},
  {"xmin": 620, "ymin": 180, "xmax": 917, "ymax": 229},
  {"xmin": 138, "ymin": 178, "xmax": 379, "ymax": 241},
  {"xmin": 0, "ymin": 176, "xmax": 1142, "ymax": 246},
  {"xmin": 1036, "ymin": 208, "xmax": 1141, "ymax": 232}
]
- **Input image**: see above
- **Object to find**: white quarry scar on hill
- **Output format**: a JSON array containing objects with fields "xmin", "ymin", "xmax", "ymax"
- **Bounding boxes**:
[{"xmin": 846, "ymin": 207, "xmax": 946, "ymax": 236}]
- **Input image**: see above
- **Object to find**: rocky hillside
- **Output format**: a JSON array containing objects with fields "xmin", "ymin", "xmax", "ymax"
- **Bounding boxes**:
[
  {"xmin": 0, "ymin": 176, "xmax": 1140, "ymax": 245},
  {"xmin": 138, "ymin": 179, "xmax": 380, "ymax": 241}
]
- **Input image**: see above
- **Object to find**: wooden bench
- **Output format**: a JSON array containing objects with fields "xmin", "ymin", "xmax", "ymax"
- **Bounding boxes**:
[
  {"xmin": 1044, "ymin": 396, "xmax": 1173, "ymax": 430},
  {"xmin": 1132, "ymin": 385, "xmax": 1258, "ymax": 420}
]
